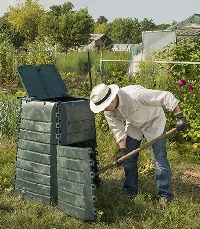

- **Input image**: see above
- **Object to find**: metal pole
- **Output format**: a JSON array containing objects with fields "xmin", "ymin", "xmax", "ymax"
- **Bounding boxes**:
[
  {"xmin": 87, "ymin": 52, "xmax": 92, "ymax": 91},
  {"xmin": 100, "ymin": 51, "xmax": 103, "ymax": 76}
]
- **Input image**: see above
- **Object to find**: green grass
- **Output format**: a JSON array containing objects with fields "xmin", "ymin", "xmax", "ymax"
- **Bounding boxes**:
[{"xmin": 0, "ymin": 130, "xmax": 200, "ymax": 229}]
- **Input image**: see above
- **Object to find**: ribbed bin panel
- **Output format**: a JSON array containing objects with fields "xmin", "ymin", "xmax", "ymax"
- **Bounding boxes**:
[
  {"xmin": 18, "ymin": 129, "xmax": 57, "ymax": 144},
  {"xmin": 18, "ymin": 100, "xmax": 58, "ymax": 144},
  {"xmin": 57, "ymin": 145, "xmax": 96, "ymax": 221},
  {"xmin": 19, "ymin": 119, "xmax": 56, "ymax": 133},
  {"xmin": 20, "ymin": 100, "xmax": 57, "ymax": 122},
  {"xmin": 17, "ymin": 139, "xmax": 56, "ymax": 154},
  {"xmin": 60, "ymin": 101, "xmax": 96, "ymax": 145},
  {"xmin": 14, "ymin": 140, "xmax": 57, "ymax": 205}
]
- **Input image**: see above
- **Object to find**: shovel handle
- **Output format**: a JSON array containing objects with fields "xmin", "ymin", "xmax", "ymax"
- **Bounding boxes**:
[{"xmin": 96, "ymin": 127, "xmax": 176, "ymax": 176}]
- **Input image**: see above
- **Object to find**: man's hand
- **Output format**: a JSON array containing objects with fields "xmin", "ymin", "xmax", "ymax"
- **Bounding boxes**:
[
  {"xmin": 175, "ymin": 112, "xmax": 187, "ymax": 131},
  {"xmin": 115, "ymin": 148, "xmax": 126, "ymax": 166}
]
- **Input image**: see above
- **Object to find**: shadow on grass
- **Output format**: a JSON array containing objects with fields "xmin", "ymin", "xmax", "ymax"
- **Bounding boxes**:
[
  {"xmin": 95, "ymin": 171, "xmax": 200, "ymax": 223},
  {"xmin": 172, "ymin": 176, "xmax": 200, "ymax": 203},
  {"xmin": 95, "ymin": 176, "xmax": 156, "ymax": 223},
  {"xmin": 0, "ymin": 203, "xmax": 14, "ymax": 212}
]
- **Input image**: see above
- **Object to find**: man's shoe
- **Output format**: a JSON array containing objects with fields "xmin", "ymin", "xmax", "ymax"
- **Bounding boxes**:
[
  {"xmin": 159, "ymin": 198, "xmax": 171, "ymax": 206},
  {"xmin": 122, "ymin": 188, "xmax": 137, "ymax": 197}
]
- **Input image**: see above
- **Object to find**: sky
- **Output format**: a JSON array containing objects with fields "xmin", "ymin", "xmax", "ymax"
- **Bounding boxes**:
[{"xmin": 0, "ymin": 0, "xmax": 200, "ymax": 24}]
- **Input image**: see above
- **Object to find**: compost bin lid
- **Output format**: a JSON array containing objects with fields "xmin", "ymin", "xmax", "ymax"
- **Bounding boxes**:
[{"xmin": 17, "ymin": 64, "xmax": 68, "ymax": 100}]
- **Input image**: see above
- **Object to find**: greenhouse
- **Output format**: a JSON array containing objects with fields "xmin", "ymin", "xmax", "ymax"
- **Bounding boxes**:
[{"xmin": 129, "ymin": 13, "xmax": 200, "ymax": 74}]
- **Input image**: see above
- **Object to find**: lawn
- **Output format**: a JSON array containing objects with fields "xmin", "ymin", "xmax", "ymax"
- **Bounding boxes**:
[{"xmin": 0, "ymin": 131, "xmax": 200, "ymax": 229}]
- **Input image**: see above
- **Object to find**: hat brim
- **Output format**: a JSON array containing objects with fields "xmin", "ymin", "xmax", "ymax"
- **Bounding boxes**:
[{"xmin": 90, "ymin": 84, "xmax": 119, "ymax": 113}]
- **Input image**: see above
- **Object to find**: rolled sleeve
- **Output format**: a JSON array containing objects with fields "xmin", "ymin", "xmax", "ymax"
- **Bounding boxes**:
[{"xmin": 138, "ymin": 88, "xmax": 179, "ymax": 112}]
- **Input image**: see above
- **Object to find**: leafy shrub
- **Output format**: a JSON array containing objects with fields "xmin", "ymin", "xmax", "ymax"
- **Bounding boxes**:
[
  {"xmin": 0, "ymin": 39, "xmax": 18, "ymax": 84},
  {"xmin": 133, "ymin": 40, "xmax": 200, "ymax": 144},
  {"xmin": 100, "ymin": 51, "xmax": 130, "ymax": 77},
  {"xmin": 25, "ymin": 41, "xmax": 54, "ymax": 65},
  {"xmin": 0, "ymin": 39, "xmax": 54, "ymax": 90},
  {"xmin": 56, "ymin": 51, "xmax": 98, "ymax": 76},
  {"xmin": 0, "ymin": 92, "xmax": 20, "ymax": 139}
]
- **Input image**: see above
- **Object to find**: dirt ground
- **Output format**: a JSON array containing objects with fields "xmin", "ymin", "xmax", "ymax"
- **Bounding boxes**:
[{"xmin": 173, "ymin": 163, "xmax": 200, "ymax": 202}]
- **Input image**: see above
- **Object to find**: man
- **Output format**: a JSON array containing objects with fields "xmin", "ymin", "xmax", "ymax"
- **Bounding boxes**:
[{"xmin": 89, "ymin": 83, "xmax": 186, "ymax": 203}]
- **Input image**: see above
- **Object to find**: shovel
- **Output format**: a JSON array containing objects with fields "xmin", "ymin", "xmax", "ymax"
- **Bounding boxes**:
[{"xmin": 96, "ymin": 127, "xmax": 176, "ymax": 175}]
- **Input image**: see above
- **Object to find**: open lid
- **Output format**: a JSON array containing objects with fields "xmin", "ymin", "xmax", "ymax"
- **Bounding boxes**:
[{"xmin": 17, "ymin": 64, "xmax": 68, "ymax": 100}]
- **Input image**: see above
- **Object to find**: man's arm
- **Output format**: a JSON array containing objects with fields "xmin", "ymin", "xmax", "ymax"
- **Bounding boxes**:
[
  {"xmin": 118, "ymin": 138, "xmax": 126, "ymax": 149},
  {"xmin": 173, "ymin": 105, "xmax": 182, "ymax": 115},
  {"xmin": 138, "ymin": 88, "xmax": 179, "ymax": 112}
]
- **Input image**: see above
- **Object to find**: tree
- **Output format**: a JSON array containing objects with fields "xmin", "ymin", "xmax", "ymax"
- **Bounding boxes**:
[
  {"xmin": 156, "ymin": 23, "xmax": 171, "ymax": 30},
  {"xmin": 49, "ymin": 2, "xmax": 74, "ymax": 16},
  {"xmin": 96, "ymin": 16, "xmax": 108, "ymax": 24},
  {"xmin": 38, "ymin": 3, "xmax": 94, "ymax": 51},
  {"xmin": 94, "ymin": 23, "xmax": 107, "ymax": 34},
  {"xmin": 129, "ymin": 18, "xmax": 141, "ymax": 44},
  {"xmin": 0, "ymin": 15, "xmax": 25, "ymax": 48},
  {"xmin": 7, "ymin": 0, "xmax": 45, "ymax": 43},
  {"xmin": 69, "ymin": 9, "xmax": 94, "ymax": 46},
  {"xmin": 140, "ymin": 18, "xmax": 156, "ymax": 32},
  {"xmin": 106, "ymin": 18, "xmax": 141, "ymax": 44},
  {"xmin": 38, "ymin": 11, "xmax": 58, "ymax": 45}
]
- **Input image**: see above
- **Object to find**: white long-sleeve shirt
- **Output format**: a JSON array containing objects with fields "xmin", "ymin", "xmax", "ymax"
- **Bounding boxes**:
[{"xmin": 104, "ymin": 85, "xmax": 179, "ymax": 143}]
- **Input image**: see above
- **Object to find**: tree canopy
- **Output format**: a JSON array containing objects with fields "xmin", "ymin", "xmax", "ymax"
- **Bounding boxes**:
[
  {"xmin": 106, "ymin": 17, "xmax": 156, "ymax": 44},
  {"xmin": 1, "ymin": 0, "xmax": 173, "ymax": 50},
  {"xmin": 7, "ymin": 0, "xmax": 45, "ymax": 43},
  {"xmin": 38, "ymin": 4, "xmax": 94, "ymax": 50}
]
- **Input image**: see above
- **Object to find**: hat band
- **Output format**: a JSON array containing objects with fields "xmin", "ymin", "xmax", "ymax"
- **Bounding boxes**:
[{"xmin": 94, "ymin": 88, "xmax": 111, "ymax": 106}]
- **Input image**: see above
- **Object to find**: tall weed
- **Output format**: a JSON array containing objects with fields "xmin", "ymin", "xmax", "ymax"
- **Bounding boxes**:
[{"xmin": 0, "ymin": 92, "xmax": 20, "ymax": 139}]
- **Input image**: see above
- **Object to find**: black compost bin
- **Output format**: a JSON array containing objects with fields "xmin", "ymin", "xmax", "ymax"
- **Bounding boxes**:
[{"xmin": 14, "ymin": 64, "xmax": 99, "ymax": 221}]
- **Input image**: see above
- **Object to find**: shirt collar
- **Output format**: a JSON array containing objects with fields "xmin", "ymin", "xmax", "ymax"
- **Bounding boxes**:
[{"xmin": 116, "ymin": 92, "xmax": 122, "ymax": 110}]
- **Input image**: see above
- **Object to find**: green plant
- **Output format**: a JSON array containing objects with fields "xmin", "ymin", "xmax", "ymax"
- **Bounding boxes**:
[
  {"xmin": 0, "ymin": 137, "xmax": 16, "ymax": 188},
  {"xmin": 56, "ymin": 51, "xmax": 97, "ymax": 76},
  {"xmin": 100, "ymin": 51, "xmax": 130, "ymax": 78},
  {"xmin": 0, "ymin": 92, "xmax": 20, "ymax": 139},
  {"xmin": 153, "ymin": 40, "xmax": 200, "ymax": 143},
  {"xmin": 0, "ymin": 39, "xmax": 18, "ymax": 84},
  {"xmin": 0, "ymin": 39, "xmax": 55, "ymax": 90},
  {"xmin": 130, "ymin": 40, "xmax": 200, "ymax": 145},
  {"xmin": 25, "ymin": 41, "xmax": 54, "ymax": 65}
]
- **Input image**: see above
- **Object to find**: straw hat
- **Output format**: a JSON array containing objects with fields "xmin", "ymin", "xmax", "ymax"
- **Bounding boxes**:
[{"xmin": 90, "ymin": 83, "xmax": 119, "ymax": 113}]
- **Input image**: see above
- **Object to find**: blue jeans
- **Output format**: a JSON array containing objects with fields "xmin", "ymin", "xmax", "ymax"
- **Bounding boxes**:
[{"xmin": 123, "ymin": 132, "xmax": 173, "ymax": 200}]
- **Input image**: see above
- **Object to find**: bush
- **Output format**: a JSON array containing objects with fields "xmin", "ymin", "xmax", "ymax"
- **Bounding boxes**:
[
  {"xmin": 56, "ymin": 51, "xmax": 98, "ymax": 75},
  {"xmin": 0, "ymin": 92, "xmax": 20, "ymax": 139},
  {"xmin": 100, "ymin": 51, "xmax": 130, "ymax": 78},
  {"xmin": 154, "ymin": 40, "xmax": 200, "ymax": 143},
  {"xmin": 0, "ymin": 39, "xmax": 55, "ymax": 90},
  {"xmin": 0, "ymin": 39, "xmax": 18, "ymax": 84}
]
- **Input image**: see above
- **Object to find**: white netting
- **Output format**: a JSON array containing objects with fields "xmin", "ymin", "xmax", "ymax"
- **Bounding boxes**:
[
  {"xmin": 129, "ymin": 30, "xmax": 176, "ymax": 74},
  {"xmin": 142, "ymin": 30, "xmax": 176, "ymax": 60}
]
